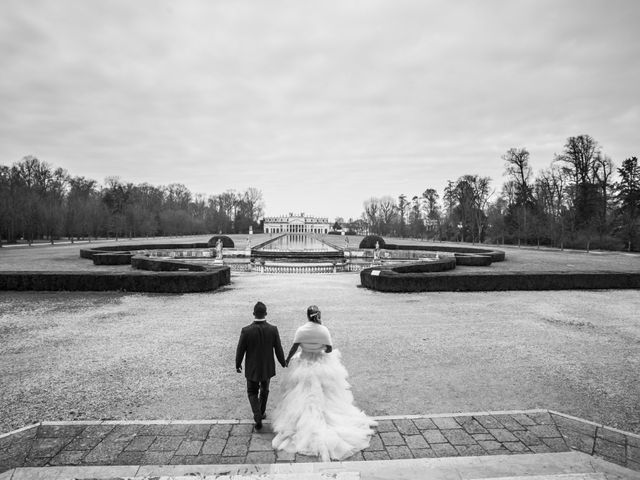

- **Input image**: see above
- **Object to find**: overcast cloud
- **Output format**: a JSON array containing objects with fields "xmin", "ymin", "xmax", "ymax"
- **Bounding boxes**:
[{"xmin": 1, "ymin": 0, "xmax": 639, "ymax": 220}]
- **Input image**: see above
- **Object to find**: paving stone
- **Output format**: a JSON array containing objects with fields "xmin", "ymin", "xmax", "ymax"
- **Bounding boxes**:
[
  {"xmin": 386, "ymin": 445, "xmax": 413, "ymax": 459},
  {"xmin": 37, "ymin": 425, "xmax": 85, "ymax": 438},
  {"xmin": 186, "ymin": 424, "xmax": 211, "ymax": 440},
  {"xmin": 141, "ymin": 450, "xmax": 174, "ymax": 465},
  {"xmin": 488, "ymin": 429, "xmax": 519, "ymax": 442},
  {"xmin": 175, "ymin": 439, "xmax": 204, "ymax": 456},
  {"xmin": 472, "ymin": 433, "xmax": 495, "ymax": 442},
  {"xmin": 597, "ymin": 427, "xmax": 627, "ymax": 445},
  {"xmin": 82, "ymin": 442, "xmax": 125, "ymax": 464},
  {"xmin": 363, "ymin": 450, "xmax": 390, "ymax": 461},
  {"xmin": 103, "ymin": 432, "xmax": 137, "ymax": 446},
  {"xmin": 220, "ymin": 455, "xmax": 248, "ymax": 464},
  {"xmin": 161, "ymin": 424, "xmax": 192, "ymax": 436},
  {"xmin": 510, "ymin": 413, "xmax": 537, "ymax": 426},
  {"xmin": 28, "ymin": 437, "xmax": 70, "ymax": 458},
  {"xmin": 528, "ymin": 424, "xmax": 562, "ymax": 438},
  {"xmin": 441, "ymin": 429, "xmax": 477, "ymax": 446},
  {"xmin": 542, "ymin": 436, "xmax": 572, "ymax": 452},
  {"xmin": 202, "ymin": 437, "xmax": 227, "ymax": 455},
  {"xmin": 455, "ymin": 444, "xmax": 486, "ymax": 456},
  {"xmin": 364, "ymin": 434, "xmax": 384, "ymax": 452},
  {"xmin": 527, "ymin": 412, "xmax": 554, "ymax": 425},
  {"xmin": 593, "ymin": 437, "xmax": 626, "ymax": 464},
  {"xmin": 22, "ymin": 456, "xmax": 48, "ymax": 467},
  {"xmin": 404, "ymin": 434, "xmax": 429, "ymax": 450},
  {"xmin": 110, "ymin": 425, "xmax": 142, "ymax": 437},
  {"xmin": 494, "ymin": 414, "xmax": 526, "ymax": 431},
  {"xmin": 410, "ymin": 447, "xmax": 436, "ymax": 458},
  {"xmin": 503, "ymin": 441, "xmax": 530, "ymax": 453},
  {"xmin": 249, "ymin": 433, "xmax": 275, "ymax": 452},
  {"xmin": 487, "ymin": 447, "xmax": 512, "ymax": 455},
  {"xmin": 222, "ymin": 435, "xmax": 250, "ymax": 456},
  {"xmin": 343, "ymin": 452, "xmax": 364, "ymax": 461},
  {"xmin": 628, "ymin": 435, "xmax": 640, "ymax": 449},
  {"xmin": 552, "ymin": 415, "xmax": 597, "ymax": 436},
  {"xmin": 137, "ymin": 425, "xmax": 165, "ymax": 436},
  {"xmin": 512, "ymin": 429, "xmax": 543, "ymax": 446},
  {"xmin": 231, "ymin": 424, "xmax": 255, "ymax": 436},
  {"xmin": 124, "ymin": 435, "xmax": 156, "ymax": 451},
  {"xmin": 64, "ymin": 435, "xmax": 103, "ymax": 451},
  {"xmin": 431, "ymin": 443, "xmax": 459, "ymax": 457},
  {"xmin": 374, "ymin": 420, "xmax": 398, "ymax": 433},
  {"xmin": 413, "ymin": 418, "xmax": 438, "ymax": 430},
  {"xmin": 49, "ymin": 450, "xmax": 86, "ymax": 466},
  {"xmin": 149, "ymin": 436, "xmax": 183, "ymax": 451},
  {"xmin": 628, "ymin": 445, "xmax": 640, "ymax": 463},
  {"xmin": 191, "ymin": 454, "xmax": 223, "ymax": 464},
  {"xmin": 380, "ymin": 432, "xmax": 405, "ymax": 446},
  {"xmin": 393, "ymin": 419, "xmax": 419, "ymax": 435},
  {"xmin": 478, "ymin": 440, "xmax": 503, "ymax": 451},
  {"xmin": 431, "ymin": 417, "xmax": 460, "ymax": 430},
  {"xmin": 626, "ymin": 458, "xmax": 640, "ymax": 472},
  {"xmin": 2, "ymin": 428, "xmax": 37, "ymax": 446},
  {"xmin": 558, "ymin": 427, "xmax": 594, "ymax": 451},
  {"xmin": 276, "ymin": 449, "xmax": 296, "ymax": 461},
  {"xmin": 456, "ymin": 417, "xmax": 488, "ymax": 435},
  {"xmin": 245, "ymin": 451, "xmax": 276, "ymax": 464},
  {"xmin": 208, "ymin": 424, "xmax": 233, "ymax": 438},
  {"xmin": 295, "ymin": 453, "xmax": 320, "ymax": 462},
  {"xmin": 115, "ymin": 450, "xmax": 145, "ymax": 465},
  {"xmin": 422, "ymin": 430, "xmax": 448, "ymax": 444},
  {"xmin": 474, "ymin": 416, "xmax": 503, "ymax": 430},
  {"xmin": 529, "ymin": 443, "xmax": 554, "ymax": 453}
]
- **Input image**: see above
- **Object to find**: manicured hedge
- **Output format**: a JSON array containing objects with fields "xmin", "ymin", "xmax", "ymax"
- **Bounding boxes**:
[
  {"xmin": 131, "ymin": 256, "xmax": 207, "ymax": 272},
  {"xmin": 207, "ymin": 236, "xmax": 235, "ymax": 248},
  {"xmin": 93, "ymin": 252, "xmax": 134, "ymax": 265},
  {"xmin": 454, "ymin": 253, "xmax": 493, "ymax": 266},
  {"xmin": 0, "ymin": 269, "xmax": 231, "ymax": 293},
  {"xmin": 359, "ymin": 235, "xmax": 386, "ymax": 249},
  {"xmin": 360, "ymin": 268, "xmax": 640, "ymax": 292}
]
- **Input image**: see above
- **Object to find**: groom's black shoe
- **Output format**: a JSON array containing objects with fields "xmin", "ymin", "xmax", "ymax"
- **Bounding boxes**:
[
  {"xmin": 254, "ymin": 420, "xmax": 263, "ymax": 431},
  {"xmin": 262, "ymin": 413, "xmax": 266, "ymax": 420}
]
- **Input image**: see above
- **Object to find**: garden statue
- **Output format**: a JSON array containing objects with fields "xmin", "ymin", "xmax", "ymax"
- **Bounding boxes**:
[
  {"xmin": 373, "ymin": 241, "xmax": 381, "ymax": 261},
  {"xmin": 215, "ymin": 238, "xmax": 223, "ymax": 260}
]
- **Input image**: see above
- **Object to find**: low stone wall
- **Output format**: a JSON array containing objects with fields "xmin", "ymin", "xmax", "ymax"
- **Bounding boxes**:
[
  {"xmin": 80, "ymin": 243, "xmax": 209, "ymax": 260},
  {"xmin": 383, "ymin": 243, "xmax": 505, "ymax": 262},
  {"xmin": 361, "ymin": 267, "xmax": 640, "ymax": 292},
  {"xmin": 0, "ymin": 270, "xmax": 230, "ymax": 293},
  {"xmin": 131, "ymin": 256, "xmax": 208, "ymax": 272}
]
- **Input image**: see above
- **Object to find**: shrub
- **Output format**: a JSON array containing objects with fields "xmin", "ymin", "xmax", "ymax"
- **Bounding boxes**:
[
  {"xmin": 359, "ymin": 235, "xmax": 386, "ymax": 249},
  {"xmin": 328, "ymin": 231, "xmax": 341, "ymax": 235},
  {"xmin": 207, "ymin": 235, "xmax": 235, "ymax": 248}
]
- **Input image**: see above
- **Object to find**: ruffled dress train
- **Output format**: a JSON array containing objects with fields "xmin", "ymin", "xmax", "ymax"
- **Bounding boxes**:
[{"xmin": 271, "ymin": 349, "xmax": 377, "ymax": 461}]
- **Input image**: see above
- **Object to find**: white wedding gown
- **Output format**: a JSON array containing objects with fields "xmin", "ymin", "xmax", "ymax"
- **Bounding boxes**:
[{"xmin": 271, "ymin": 348, "xmax": 377, "ymax": 461}]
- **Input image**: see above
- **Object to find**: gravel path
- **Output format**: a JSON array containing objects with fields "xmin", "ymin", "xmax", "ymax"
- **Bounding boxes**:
[{"xmin": 1, "ymin": 273, "xmax": 639, "ymax": 435}]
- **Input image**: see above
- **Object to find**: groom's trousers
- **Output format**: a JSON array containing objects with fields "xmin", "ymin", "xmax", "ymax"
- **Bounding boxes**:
[{"xmin": 246, "ymin": 379, "xmax": 270, "ymax": 422}]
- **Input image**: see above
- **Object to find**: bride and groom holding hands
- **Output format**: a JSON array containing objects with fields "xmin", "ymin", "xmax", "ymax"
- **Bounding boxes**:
[{"xmin": 235, "ymin": 301, "xmax": 377, "ymax": 462}]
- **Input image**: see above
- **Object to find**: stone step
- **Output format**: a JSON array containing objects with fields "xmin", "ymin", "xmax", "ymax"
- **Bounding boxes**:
[
  {"xmin": 63, "ymin": 474, "xmax": 360, "ymax": 480},
  {"xmin": 471, "ymin": 474, "xmax": 607, "ymax": 480}
]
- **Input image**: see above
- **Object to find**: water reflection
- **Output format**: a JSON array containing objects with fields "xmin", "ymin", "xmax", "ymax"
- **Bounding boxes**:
[{"xmin": 257, "ymin": 234, "xmax": 338, "ymax": 252}]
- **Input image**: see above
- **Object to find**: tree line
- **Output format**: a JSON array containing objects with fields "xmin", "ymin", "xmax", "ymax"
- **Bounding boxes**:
[
  {"xmin": 0, "ymin": 155, "xmax": 265, "ymax": 244},
  {"xmin": 356, "ymin": 135, "xmax": 640, "ymax": 251}
]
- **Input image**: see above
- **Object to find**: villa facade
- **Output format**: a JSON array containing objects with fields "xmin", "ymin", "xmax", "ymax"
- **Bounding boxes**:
[{"xmin": 263, "ymin": 213, "xmax": 330, "ymax": 234}]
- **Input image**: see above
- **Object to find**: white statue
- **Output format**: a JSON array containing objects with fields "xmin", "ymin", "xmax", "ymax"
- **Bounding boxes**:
[
  {"xmin": 373, "ymin": 241, "xmax": 381, "ymax": 261},
  {"xmin": 215, "ymin": 239, "xmax": 223, "ymax": 260}
]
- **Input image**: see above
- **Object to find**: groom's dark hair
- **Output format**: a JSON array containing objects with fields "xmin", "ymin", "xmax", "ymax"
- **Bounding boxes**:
[{"xmin": 253, "ymin": 301, "xmax": 267, "ymax": 319}]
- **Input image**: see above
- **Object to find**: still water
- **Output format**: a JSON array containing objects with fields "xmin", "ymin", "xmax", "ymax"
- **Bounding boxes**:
[{"xmin": 257, "ymin": 234, "xmax": 338, "ymax": 252}]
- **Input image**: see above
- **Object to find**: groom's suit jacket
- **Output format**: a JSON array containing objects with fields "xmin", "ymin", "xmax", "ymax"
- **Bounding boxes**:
[{"xmin": 236, "ymin": 321, "xmax": 286, "ymax": 382}]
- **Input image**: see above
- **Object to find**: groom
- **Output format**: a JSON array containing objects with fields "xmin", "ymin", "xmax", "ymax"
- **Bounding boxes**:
[{"xmin": 235, "ymin": 301, "xmax": 286, "ymax": 430}]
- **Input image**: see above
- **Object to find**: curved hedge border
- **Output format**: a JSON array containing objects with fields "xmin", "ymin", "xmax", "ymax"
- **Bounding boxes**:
[
  {"xmin": 0, "ymin": 270, "xmax": 230, "ymax": 293},
  {"xmin": 207, "ymin": 236, "xmax": 235, "ymax": 248},
  {"xmin": 80, "ymin": 243, "xmax": 210, "ymax": 262},
  {"xmin": 361, "ymin": 266, "xmax": 640, "ymax": 292}
]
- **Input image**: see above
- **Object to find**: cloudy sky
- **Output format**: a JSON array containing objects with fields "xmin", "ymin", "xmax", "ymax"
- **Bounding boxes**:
[{"xmin": 1, "ymin": 0, "xmax": 638, "ymax": 220}]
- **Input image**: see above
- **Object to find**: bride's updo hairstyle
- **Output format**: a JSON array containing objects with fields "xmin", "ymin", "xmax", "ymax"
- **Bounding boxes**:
[{"xmin": 307, "ymin": 305, "xmax": 321, "ymax": 324}]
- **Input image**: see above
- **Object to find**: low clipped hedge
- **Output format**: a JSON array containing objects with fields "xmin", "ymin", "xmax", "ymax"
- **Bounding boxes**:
[
  {"xmin": 454, "ymin": 253, "xmax": 493, "ymax": 266},
  {"xmin": 361, "ymin": 268, "xmax": 640, "ymax": 292},
  {"xmin": 207, "ymin": 235, "xmax": 235, "ymax": 248},
  {"xmin": 359, "ymin": 235, "xmax": 386, "ymax": 249},
  {"xmin": 93, "ymin": 252, "xmax": 134, "ymax": 265},
  {"xmin": 131, "ymin": 256, "xmax": 206, "ymax": 272},
  {"xmin": 0, "ymin": 269, "xmax": 230, "ymax": 293}
]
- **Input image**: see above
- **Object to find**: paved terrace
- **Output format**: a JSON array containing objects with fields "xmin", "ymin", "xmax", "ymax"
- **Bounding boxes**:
[{"xmin": 1, "ymin": 410, "xmax": 639, "ymax": 476}]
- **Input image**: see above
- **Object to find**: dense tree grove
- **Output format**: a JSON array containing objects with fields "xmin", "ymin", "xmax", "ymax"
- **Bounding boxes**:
[
  {"xmin": 358, "ymin": 135, "xmax": 640, "ymax": 251},
  {"xmin": 0, "ymin": 156, "xmax": 264, "ymax": 244}
]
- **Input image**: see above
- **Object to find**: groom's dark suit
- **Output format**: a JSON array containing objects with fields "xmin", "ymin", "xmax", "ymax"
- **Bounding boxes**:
[{"xmin": 236, "ymin": 320, "xmax": 286, "ymax": 424}]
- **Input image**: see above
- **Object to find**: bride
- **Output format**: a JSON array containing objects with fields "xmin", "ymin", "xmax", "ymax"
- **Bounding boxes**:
[{"xmin": 271, "ymin": 305, "xmax": 377, "ymax": 461}]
